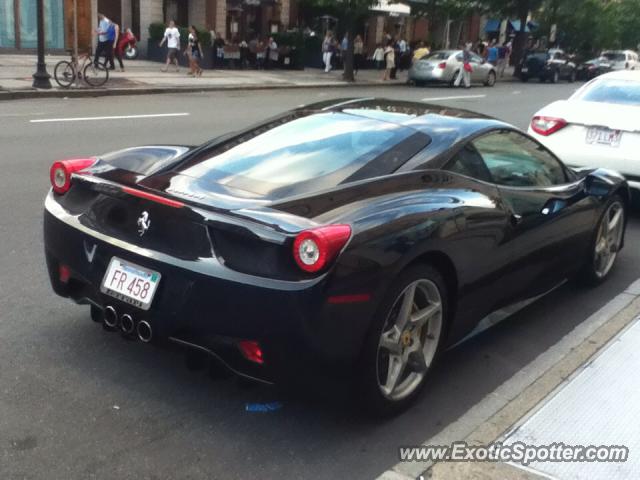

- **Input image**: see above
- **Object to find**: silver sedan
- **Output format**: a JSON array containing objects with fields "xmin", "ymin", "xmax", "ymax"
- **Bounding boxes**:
[{"xmin": 408, "ymin": 50, "xmax": 497, "ymax": 87}]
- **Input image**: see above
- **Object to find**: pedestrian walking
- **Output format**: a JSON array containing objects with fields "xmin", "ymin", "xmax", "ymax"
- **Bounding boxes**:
[
  {"xmin": 94, "ymin": 13, "xmax": 111, "ymax": 68},
  {"xmin": 322, "ymin": 32, "xmax": 334, "ymax": 72},
  {"xmin": 105, "ymin": 22, "xmax": 118, "ymax": 70},
  {"xmin": 265, "ymin": 36, "xmax": 278, "ymax": 69},
  {"xmin": 487, "ymin": 40, "xmax": 499, "ymax": 66},
  {"xmin": 372, "ymin": 43, "xmax": 385, "ymax": 70},
  {"xmin": 497, "ymin": 42, "xmax": 508, "ymax": 78},
  {"xmin": 186, "ymin": 26, "xmax": 203, "ymax": 77},
  {"xmin": 159, "ymin": 20, "xmax": 180, "ymax": 72},
  {"xmin": 454, "ymin": 43, "xmax": 472, "ymax": 88},
  {"xmin": 114, "ymin": 27, "xmax": 135, "ymax": 72},
  {"xmin": 353, "ymin": 35, "xmax": 364, "ymax": 75},
  {"xmin": 213, "ymin": 33, "xmax": 226, "ymax": 68},
  {"xmin": 382, "ymin": 40, "xmax": 395, "ymax": 81}
]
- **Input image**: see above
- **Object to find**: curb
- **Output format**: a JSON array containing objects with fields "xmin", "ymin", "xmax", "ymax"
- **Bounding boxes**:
[
  {"xmin": 378, "ymin": 279, "xmax": 640, "ymax": 480},
  {"xmin": 0, "ymin": 80, "xmax": 397, "ymax": 101}
]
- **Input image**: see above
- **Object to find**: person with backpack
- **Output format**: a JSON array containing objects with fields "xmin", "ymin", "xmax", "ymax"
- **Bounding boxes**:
[{"xmin": 94, "ymin": 13, "xmax": 112, "ymax": 68}]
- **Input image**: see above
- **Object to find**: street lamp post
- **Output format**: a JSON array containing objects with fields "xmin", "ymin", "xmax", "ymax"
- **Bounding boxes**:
[{"xmin": 32, "ymin": 0, "xmax": 52, "ymax": 89}]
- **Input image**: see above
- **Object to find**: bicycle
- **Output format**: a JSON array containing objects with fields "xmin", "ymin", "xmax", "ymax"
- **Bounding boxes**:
[{"xmin": 54, "ymin": 48, "xmax": 109, "ymax": 88}]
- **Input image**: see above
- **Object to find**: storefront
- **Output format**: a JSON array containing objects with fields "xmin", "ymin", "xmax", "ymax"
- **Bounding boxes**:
[
  {"xmin": 0, "ymin": 0, "xmax": 65, "ymax": 49},
  {"xmin": 226, "ymin": 0, "xmax": 279, "ymax": 42}
]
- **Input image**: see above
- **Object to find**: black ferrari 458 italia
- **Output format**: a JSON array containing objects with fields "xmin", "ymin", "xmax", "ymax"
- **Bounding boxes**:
[{"xmin": 44, "ymin": 99, "xmax": 629, "ymax": 415}]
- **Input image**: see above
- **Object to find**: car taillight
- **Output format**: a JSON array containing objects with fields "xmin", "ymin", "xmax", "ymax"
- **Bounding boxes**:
[
  {"xmin": 530, "ymin": 116, "xmax": 568, "ymax": 136},
  {"xmin": 293, "ymin": 224, "xmax": 351, "ymax": 273},
  {"xmin": 49, "ymin": 158, "xmax": 96, "ymax": 194},
  {"xmin": 437, "ymin": 62, "xmax": 447, "ymax": 69},
  {"xmin": 237, "ymin": 340, "xmax": 264, "ymax": 364}
]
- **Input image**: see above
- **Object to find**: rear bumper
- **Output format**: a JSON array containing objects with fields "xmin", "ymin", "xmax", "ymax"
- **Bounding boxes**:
[{"xmin": 43, "ymin": 194, "xmax": 377, "ymax": 384}]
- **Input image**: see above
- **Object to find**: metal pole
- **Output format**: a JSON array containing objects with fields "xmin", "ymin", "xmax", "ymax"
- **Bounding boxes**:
[
  {"xmin": 73, "ymin": 0, "xmax": 79, "ymax": 88},
  {"xmin": 32, "ymin": 0, "xmax": 52, "ymax": 89}
]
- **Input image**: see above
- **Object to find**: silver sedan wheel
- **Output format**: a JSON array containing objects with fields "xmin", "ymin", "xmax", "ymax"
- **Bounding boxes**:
[
  {"xmin": 376, "ymin": 279, "xmax": 443, "ymax": 401},
  {"xmin": 594, "ymin": 201, "xmax": 624, "ymax": 278}
]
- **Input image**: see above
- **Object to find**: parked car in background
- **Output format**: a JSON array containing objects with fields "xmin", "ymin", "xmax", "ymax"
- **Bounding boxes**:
[
  {"xmin": 601, "ymin": 50, "xmax": 639, "ymax": 71},
  {"xmin": 520, "ymin": 49, "xmax": 577, "ymax": 83},
  {"xmin": 529, "ymin": 70, "xmax": 640, "ymax": 201},
  {"xmin": 577, "ymin": 57, "xmax": 613, "ymax": 80},
  {"xmin": 408, "ymin": 50, "xmax": 497, "ymax": 87}
]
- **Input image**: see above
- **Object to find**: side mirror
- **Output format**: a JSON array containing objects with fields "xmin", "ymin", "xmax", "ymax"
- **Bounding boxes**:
[{"xmin": 584, "ymin": 173, "xmax": 615, "ymax": 197}]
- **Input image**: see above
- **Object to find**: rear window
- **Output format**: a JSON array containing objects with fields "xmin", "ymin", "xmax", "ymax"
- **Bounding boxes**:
[
  {"xmin": 574, "ymin": 79, "xmax": 640, "ymax": 106},
  {"xmin": 176, "ymin": 112, "xmax": 429, "ymax": 198},
  {"xmin": 525, "ymin": 52, "xmax": 548, "ymax": 61},
  {"xmin": 422, "ymin": 51, "xmax": 452, "ymax": 61},
  {"xmin": 602, "ymin": 52, "xmax": 625, "ymax": 62}
]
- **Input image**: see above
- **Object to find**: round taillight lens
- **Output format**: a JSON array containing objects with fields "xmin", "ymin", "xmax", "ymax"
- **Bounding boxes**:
[
  {"xmin": 297, "ymin": 237, "xmax": 321, "ymax": 266},
  {"xmin": 49, "ymin": 158, "xmax": 96, "ymax": 195},
  {"xmin": 50, "ymin": 161, "xmax": 70, "ymax": 194}
]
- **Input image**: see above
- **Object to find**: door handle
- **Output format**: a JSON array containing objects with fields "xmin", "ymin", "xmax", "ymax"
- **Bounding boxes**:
[{"xmin": 510, "ymin": 213, "xmax": 523, "ymax": 226}]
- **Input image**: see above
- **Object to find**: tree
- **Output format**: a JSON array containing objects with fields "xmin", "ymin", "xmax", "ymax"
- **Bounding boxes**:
[
  {"xmin": 486, "ymin": 0, "xmax": 543, "ymax": 69},
  {"xmin": 299, "ymin": 0, "xmax": 380, "ymax": 82}
]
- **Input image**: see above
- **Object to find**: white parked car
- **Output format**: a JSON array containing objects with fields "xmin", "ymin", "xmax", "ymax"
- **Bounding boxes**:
[
  {"xmin": 601, "ymin": 50, "xmax": 639, "ymax": 70},
  {"xmin": 528, "ymin": 70, "xmax": 640, "ymax": 195}
]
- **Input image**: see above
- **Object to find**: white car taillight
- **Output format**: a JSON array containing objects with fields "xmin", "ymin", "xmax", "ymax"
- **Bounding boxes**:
[{"xmin": 530, "ymin": 116, "xmax": 568, "ymax": 136}]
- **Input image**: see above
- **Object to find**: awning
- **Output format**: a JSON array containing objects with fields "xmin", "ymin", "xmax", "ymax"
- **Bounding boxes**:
[
  {"xmin": 484, "ymin": 19, "xmax": 501, "ymax": 33},
  {"xmin": 370, "ymin": 0, "xmax": 411, "ymax": 16},
  {"xmin": 509, "ymin": 19, "xmax": 530, "ymax": 33}
]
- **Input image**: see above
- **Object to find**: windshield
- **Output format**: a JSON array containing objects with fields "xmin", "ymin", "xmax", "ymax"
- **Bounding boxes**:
[
  {"xmin": 574, "ymin": 78, "xmax": 640, "ymax": 106},
  {"xmin": 176, "ymin": 112, "xmax": 428, "ymax": 198},
  {"xmin": 602, "ymin": 52, "xmax": 625, "ymax": 62}
]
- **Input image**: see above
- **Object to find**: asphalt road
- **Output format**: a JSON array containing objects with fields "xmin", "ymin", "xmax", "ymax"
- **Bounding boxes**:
[{"xmin": 1, "ymin": 81, "xmax": 639, "ymax": 480}]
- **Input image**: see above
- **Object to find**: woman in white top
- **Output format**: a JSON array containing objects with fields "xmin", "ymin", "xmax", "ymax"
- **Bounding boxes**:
[{"xmin": 382, "ymin": 41, "xmax": 395, "ymax": 81}]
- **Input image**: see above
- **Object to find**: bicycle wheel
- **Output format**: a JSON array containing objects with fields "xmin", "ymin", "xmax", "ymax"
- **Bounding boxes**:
[
  {"xmin": 54, "ymin": 61, "xmax": 76, "ymax": 88},
  {"xmin": 82, "ymin": 62, "xmax": 109, "ymax": 87}
]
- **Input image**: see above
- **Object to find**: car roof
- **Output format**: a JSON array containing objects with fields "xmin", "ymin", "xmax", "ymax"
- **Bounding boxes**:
[{"xmin": 299, "ymin": 97, "xmax": 508, "ymax": 135}]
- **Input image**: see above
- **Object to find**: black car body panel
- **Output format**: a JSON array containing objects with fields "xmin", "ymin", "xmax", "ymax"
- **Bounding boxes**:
[{"xmin": 43, "ymin": 99, "xmax": 629, "ymax": 385}]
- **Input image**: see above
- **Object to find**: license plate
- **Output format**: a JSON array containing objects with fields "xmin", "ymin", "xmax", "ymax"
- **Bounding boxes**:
[
  {"xmin": 586, "ymin": 126, "xmax": 622, "ymax": 147},
  {"xmin": 100, "ymin": 257, "xmax": 161, "ymax": 310},
  {"xmin": 521, "ymin": 67, "xmax": 528, "ymax": 73}
]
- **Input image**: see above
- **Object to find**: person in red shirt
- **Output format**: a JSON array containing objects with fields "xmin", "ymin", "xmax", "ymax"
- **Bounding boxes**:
[{"xmin": 115, "ymin": 28, "xmax": 136, "ymax": 72}]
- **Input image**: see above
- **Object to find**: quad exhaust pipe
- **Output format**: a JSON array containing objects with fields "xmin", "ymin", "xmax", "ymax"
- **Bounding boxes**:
[
  {"xmin": 120, "ymin": 314, "xmax": 135, "ymax": 335},
  {"xmin": 102, "ymin": 306, "xmax": 152, "ymax": 342},
  {"xmin": 104, "ymin": 306, "xmax": 119, "ymax": 328},
  {"xmin": 136, "ymin": 320, "xmax": 153, "ymax": 343}
]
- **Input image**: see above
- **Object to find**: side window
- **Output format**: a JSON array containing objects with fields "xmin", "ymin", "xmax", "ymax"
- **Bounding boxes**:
[
  {"xmin": 444, "ymin": 143, "xmax": 493, "ymax": 183},
  {"xmin": 472, "ymin": 131, "xmax": 567, "ymax": 187},
  {"xmin": 470, "ymin": 53, "xmax": 483, "ymax": 63}
]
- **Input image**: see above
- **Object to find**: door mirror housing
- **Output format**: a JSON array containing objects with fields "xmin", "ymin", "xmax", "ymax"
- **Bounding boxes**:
[{"xmin": 584, "ymin": 172, "xmax": 616, "ymax": 197}]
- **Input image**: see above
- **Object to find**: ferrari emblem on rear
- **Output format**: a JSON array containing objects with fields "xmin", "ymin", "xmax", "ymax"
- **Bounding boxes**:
[{"xmin": 137, "ymin": 211, "xmax": 151, "ymax": 237}]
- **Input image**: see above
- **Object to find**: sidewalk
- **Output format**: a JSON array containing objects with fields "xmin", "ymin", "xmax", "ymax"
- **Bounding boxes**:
[
  {"xmin": 0, "ymin": 53, "xmax": 402, "ymax": 100},
  {"xmin": 0, "ymin": 53, "xmax": 516, "ymax": 100}
]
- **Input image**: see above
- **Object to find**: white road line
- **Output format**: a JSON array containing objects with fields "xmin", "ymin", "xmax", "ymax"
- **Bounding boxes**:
[
  {"xmin": 377, "ymin": 278, "xmax": 640, "ymax": 480},
  {"xmin": 30, "ymin": 113, "xmax": 190, "ymax": 123},
  {"xmin": 421, "ymin": 94, "xmax": 487, "ymax": 102}
]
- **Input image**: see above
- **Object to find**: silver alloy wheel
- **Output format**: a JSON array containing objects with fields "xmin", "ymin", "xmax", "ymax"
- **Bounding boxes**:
[
  {"xmin": 376, "ymin": 279, "xmax": 443, "ymax": 401},
  {"xmin": 594, "ymin": 201, "xmax": 624, "ymax": 278}
]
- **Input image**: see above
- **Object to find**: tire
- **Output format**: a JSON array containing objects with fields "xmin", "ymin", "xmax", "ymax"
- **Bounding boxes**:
[
  {"xmin": 484, "ymin": 70, "xmax": 496, "ymax": 87},
  {"xmin": 54, "ymin": 60, "xmax": 75, "ymax": 88},
  {"xmin": 520, "ymin": 75, "xmax": 529, "ymax": 82},
  {"xmin": 82, "ymin": 62, "xmax": 109, "ymax": 87},
  {"xmin": 579, "ymin": 195, "xmax": 626, "ymax": 286},
  {"xmin": 357, "ymin": 264, "xmax": 448, "ymax": 417},
  {"xmin": 124, "ymin": 45, "xmax": 138, "ymax": 60}
]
